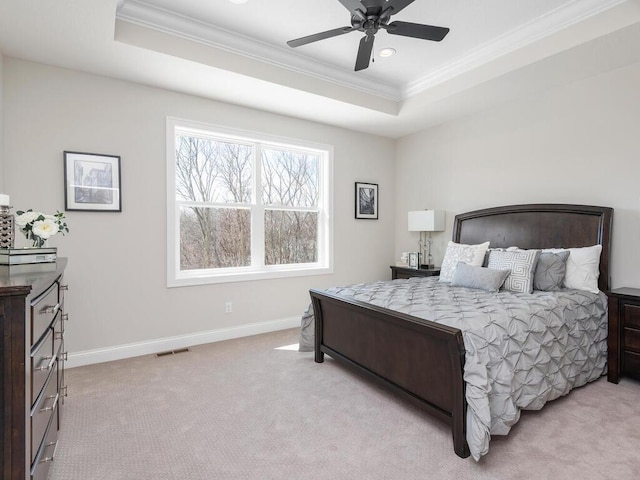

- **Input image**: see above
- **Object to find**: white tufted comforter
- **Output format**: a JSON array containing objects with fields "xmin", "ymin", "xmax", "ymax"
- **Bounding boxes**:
[{"xmin": 299, "ymin": 277, "xmax": 608, "ymax": 460}]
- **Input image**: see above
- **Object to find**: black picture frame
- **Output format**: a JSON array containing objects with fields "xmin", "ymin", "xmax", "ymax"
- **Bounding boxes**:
[
  {"xmin": 355, "ymin": 182, "xmax": 378, "ymax": 219},
  {"xmin": 64, "ymin": 151, "xmax": 122, "ymax": 212}
]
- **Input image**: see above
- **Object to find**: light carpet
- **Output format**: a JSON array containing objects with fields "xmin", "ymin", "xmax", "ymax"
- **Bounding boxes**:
[{"xmin": 49, "ymin": 328, "xmax": 640, "ymax": 480}]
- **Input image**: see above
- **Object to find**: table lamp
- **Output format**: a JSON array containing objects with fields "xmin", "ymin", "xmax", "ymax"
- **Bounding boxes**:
[{"xmin": 408, "ymin": 210, "xmax": 445, "ymax": 268}]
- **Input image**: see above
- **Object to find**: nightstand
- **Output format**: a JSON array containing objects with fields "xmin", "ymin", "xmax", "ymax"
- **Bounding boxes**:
[
  {"xmin": 608, "ymin": 288, "xmax": 640, "ymax": 383},
  {"xmin": 390, "ymin": 265, "xmax": 440, "ymax": 280}
]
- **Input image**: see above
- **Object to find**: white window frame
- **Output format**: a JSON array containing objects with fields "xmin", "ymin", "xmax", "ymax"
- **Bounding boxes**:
[{"xmin": 166, "ymin": 117, "xmax": 334, "ymax": 287}]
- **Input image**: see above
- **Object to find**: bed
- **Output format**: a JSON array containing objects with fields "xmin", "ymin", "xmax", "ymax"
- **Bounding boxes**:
[{"xmin": 304, "ymin": 203, "xmax": 613, "ymax": 460}]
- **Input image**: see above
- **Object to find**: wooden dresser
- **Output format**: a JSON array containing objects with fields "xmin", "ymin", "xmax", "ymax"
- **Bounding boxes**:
[
  {"xmin": 1, "ymin": 258, "xmax": 68, "ymax": 480},
  {"xmin": 607, "ymin": 287, "xmax": 640, "ymax": 383}
]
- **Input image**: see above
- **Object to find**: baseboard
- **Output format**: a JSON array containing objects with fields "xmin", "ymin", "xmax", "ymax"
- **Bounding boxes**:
[{"xmin": 66, "ymin": 316, "xmax": 301, "ymax": 368}]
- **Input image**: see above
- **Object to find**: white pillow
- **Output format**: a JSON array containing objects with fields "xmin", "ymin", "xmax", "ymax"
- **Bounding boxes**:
[
  {"xmin": 543, "ymin": 245, "xmax": 602, "ymax": 294},
  {"xmin": 439, "ymin": 241, "xmax": 490, "ymax": 283}
]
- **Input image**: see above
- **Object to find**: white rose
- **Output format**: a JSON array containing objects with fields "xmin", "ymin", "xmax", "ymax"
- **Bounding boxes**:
[
  {"xmin": 32, "ymin": 219, "xmax": 59, "ymax": 239},
  {"xmin": 15, "ymin": 211, "xmax": 42, "ymax": 227}
]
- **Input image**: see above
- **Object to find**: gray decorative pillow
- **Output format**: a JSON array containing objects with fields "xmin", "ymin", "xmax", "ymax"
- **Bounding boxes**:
[
  {"xmin": 488, "ymin": 249, "xmax": 540, "ymax": 294},
  {"xmin": 450, "ymin": 262, "xmax": 510, "ymax": 293},
  {"xmin": 533, "ymin": 251, "xmax": 570, "ymax": 291}
]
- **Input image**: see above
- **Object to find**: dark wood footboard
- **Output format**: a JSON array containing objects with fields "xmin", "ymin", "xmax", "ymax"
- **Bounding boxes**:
[{"xmin": 310, "ymin": 288, "xmax": 470, "ymax": 458}]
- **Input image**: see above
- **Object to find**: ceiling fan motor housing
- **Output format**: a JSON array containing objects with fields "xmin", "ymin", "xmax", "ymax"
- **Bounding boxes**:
[{"xmin": 351, "ymin": 14, "xmax": 385, "ymax": 34}]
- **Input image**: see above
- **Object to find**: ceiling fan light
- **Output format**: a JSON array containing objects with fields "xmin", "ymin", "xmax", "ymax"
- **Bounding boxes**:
[{"xmin": 379, "ymin": 47, "xmax": 396, "ymax": 58}]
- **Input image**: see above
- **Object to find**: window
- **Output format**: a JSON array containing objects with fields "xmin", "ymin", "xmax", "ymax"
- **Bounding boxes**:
[{"xmin": 167, "ymin": 118, "xmax": 333, "ymax": 286}]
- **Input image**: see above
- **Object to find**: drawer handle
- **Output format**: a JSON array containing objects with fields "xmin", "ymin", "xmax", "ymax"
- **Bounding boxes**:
[
  {"xmin": 61, "ymin": 385, "xmax": 68, "ymax": 397},
  {"xmin": 61, "ymin": 313, "xmax": 69, "ymax": 322},
  {"xmin": 40, "ymin": 393, "xmax": 59, "ymax": 413},
  {"xmin": 60, "ymin": 284, "xmax": 69, "ymax": 291},
  {"xmin": 39, "ymin": 441, "xmax": 58, "ymax": 463},
  {"xmin": 37, "ymin": 355, "xmax": 56, "ymax": 371},
  {"xmin": 43, "ymin": 303, "xmax": 60, "ymax": 315},
  {"xmin": 62, "ymin": 351, "xmax": 68, "ymax": 361},
  {"xmin": 54, "ymin": 331, "xmax": 63, "ymax": 340}
]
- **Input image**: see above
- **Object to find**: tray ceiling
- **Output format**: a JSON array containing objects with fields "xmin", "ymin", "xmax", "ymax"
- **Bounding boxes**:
[{"xmin": 1, "ymin": 0, "xmax": 639, "ymax": 137}]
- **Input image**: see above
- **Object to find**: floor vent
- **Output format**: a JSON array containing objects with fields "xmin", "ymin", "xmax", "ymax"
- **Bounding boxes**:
[{"xmin": 156, "ymin": 348, "xmax": 190, "ymax": 357}]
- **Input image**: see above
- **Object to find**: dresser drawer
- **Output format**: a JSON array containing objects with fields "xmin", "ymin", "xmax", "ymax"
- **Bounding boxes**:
[
  {"xmin": 30, "ymin": 409, "xmax": 59, "ymax": 480},
  {"xmin": 624, "ymin": 303, "xmax": 640, "ymax": 329},
  {"xmin": 31, "ymin": 363, "xmax": 59, "ymax": 463},
  {"xmin": 31, "ymin": 283, "xmax": 60, "ymax": 346},
  {"xmin": 624, "ymin": 327, "xmax": 640, "ymax": 352},
  {"xmin": 623, "ymin": 350, "xmax": 640, "ymax": 379},
  {"xmin": 31, "ymin": 328, "xmax": 55, "ymax": 405}
]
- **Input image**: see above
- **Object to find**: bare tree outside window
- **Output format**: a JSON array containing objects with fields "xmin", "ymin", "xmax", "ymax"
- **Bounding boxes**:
[
  {"xmin": 175, "ymin": 135, "xmax": 252, "ymax": 270},
  {"xmin": 262, "ymin": 148, "xmax": 319, "ymax": 265},
  {"xmin": 174, "ymin": 132, "xmax": 324, "ymax": 272}
]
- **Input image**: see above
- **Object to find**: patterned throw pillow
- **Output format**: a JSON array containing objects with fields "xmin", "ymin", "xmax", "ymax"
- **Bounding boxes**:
[
  {"xmin": 488, "ymin": 249, "xmax": 540, "ymax": 294},
  {"xmin": 482, "ymin": 246, "xmax": 518, "ymax": 267},
  {"xmin": 439, "ymin": 241, "xmax": 490, "ymax": 283}
]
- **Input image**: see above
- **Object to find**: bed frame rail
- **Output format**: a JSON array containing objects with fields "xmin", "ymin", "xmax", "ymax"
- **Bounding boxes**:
[{"xmin": 310, "ymin": 288, "xmax": 470, "ymax": 458}]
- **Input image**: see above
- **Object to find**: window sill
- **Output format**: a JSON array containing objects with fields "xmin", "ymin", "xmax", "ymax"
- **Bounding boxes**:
[{"xmin": 168, "ymin": 265, "xmax": 333, "ymax": 287}]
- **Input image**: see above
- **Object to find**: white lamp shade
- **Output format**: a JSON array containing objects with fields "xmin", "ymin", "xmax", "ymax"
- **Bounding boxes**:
[{"xmin": 408, "ymin": 210, "xmax": 445, "ymax": 232}]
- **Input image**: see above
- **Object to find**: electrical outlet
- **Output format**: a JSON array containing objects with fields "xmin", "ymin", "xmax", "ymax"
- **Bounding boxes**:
[{"xmin": 225, "ymin": 301, "xmax": 232, "ymax": 314}]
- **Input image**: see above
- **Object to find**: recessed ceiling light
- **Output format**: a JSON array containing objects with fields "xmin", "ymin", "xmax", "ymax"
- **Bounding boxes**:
[
  {"xmin": 379, "ymin": 48, "xmax": 396, "ymax": 58},
  {"xmin": 229, "ymin": 0, "xmax": 248, "ymax": 4}
]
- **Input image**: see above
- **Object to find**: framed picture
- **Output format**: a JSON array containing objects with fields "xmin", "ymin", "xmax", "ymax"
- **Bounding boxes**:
[
  {"xmin": 408, "ymin": 252, "xmax": 420, "ymax": 269},
  {"xmin": 355, "ymin": 182, "xmax": 378, "ymax": 219},
  {"xmin": 64, "ymin": 151, "xmax": 121, "ymax": 212}
]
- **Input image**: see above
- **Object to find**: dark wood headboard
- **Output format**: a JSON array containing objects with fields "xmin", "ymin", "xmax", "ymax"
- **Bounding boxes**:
[{"xmin": 452, "ymin": 204, "xmax": 613, "ymax": 292}]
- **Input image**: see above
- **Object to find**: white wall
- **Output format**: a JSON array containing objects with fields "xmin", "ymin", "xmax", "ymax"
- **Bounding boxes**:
[
  {"xmin": 3, "ymin": 58, "xmax": 396, "ymax": 361},
  {"xmin": 0, "ymin": 53, "xmax": 4, "ymax": 190},
  {"xmin": 11, "ymin": 51, "xmax": 638, "ymax": 364},
  {"xmin": 395, "ymin": 60, "xmax": 640, "ymax": 289}
]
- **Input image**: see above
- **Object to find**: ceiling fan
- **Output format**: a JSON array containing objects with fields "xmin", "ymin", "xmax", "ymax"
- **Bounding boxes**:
[{"xmin": 286, "ymin": 0, "xmax": 450, "ymax": 72}]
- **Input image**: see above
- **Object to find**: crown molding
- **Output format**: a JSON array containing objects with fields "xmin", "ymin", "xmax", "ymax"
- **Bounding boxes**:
[
  {"xmin": 116, "ymin": 0, "xmax": 400, "ymax": 101},
  {"xmin": 117, "ymin": 0, "xmax": 629, "ymax": 102},
  {"xmin": 402, "ymin": 0, "xmax": 629, "ymax": 97}
]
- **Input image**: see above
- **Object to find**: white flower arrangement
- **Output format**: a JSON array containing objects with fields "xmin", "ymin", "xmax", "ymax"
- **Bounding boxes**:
[{"xmin": 15, "ymin": 209, "xmax": 69, "ymax": 248}]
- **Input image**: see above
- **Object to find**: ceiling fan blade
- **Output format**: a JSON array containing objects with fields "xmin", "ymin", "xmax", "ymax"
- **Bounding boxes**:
[
  {"xmin": 385, "ymin": 21, "xmax": 449, "ymax": 41},
  {"xmin": 337, "ymin": 0, "xmax": 366, "ymax": 20},
  {"xmin": 383, "ymin": 0, "xmax": 416, "ymax": 16},
  {"xmin": 287, "ymin": 26, "xmax": 355, "ymax": 48},
  {"xmin": 354, "ymin": 34, "xmax": 375, "ymax": 71}
]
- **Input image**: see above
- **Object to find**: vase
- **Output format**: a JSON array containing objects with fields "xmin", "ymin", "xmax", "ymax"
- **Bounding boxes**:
[{"xmin": 31, "ymin": 236, "xmax": 48, "ymax": 248}]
